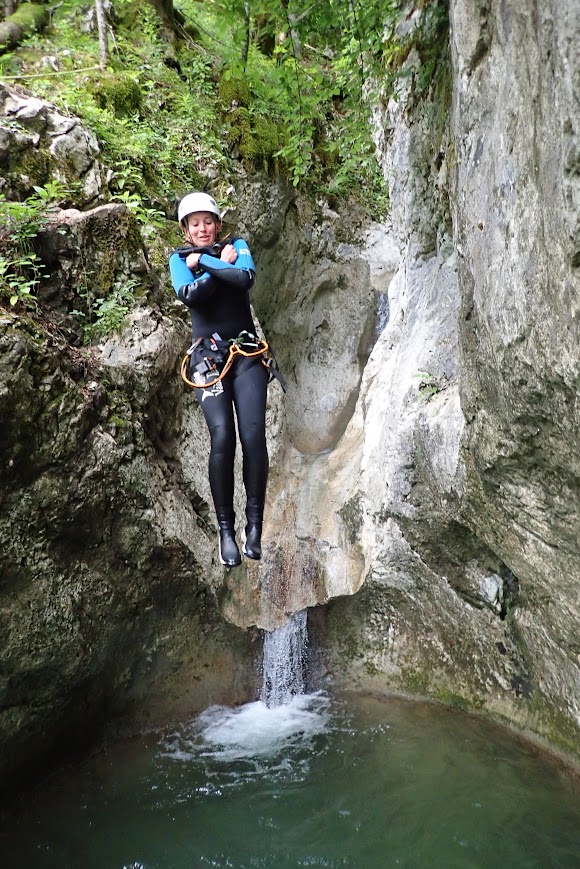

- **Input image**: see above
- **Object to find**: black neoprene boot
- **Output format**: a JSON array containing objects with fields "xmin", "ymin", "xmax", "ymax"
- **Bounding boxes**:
[
  {"xmin": 217, "ymin": 515, "xmax": 241, "ymax": 567},
  {"xmin": 242, "ymin": 499, "xmax": 263, "ymax": 560}
]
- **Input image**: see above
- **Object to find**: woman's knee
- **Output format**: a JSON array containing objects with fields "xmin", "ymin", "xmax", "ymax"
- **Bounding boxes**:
[
  {"xmin": 208, "ymin": 421, "xmax": 236, "ymax": 456},
  {"xmin": 239, "ymin": 420, "xmax": 267, "ymax": 456}
]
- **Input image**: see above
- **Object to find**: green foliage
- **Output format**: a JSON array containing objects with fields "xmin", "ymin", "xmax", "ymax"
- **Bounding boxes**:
[
  {"xmin": 378, "ymin": 0, "xmax": 450, "ymax": 105},
  {"xmin": 4, "ymin": 0, "xmax": 448, "ymax": 217},
  {"xmin": 109, "ymin": 159, "xmax": 166, "ymax": 236},
  {"xmin": 413, "ymin": 369, "xmax": 448, "ymax": 401},
  {"xmin": 80, "ymin": 279, "xmax": 139, "ymax": 343},
  {"xmin": 0, "ymin": 252, "xmax": 42, "ymax": 307},
  {"xmin": 0, "ymin": 181, "xmax": 69, "ymax": 307}
]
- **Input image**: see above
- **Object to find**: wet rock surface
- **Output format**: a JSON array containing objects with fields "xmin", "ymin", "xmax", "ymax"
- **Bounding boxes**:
[{"xmin": 0, "ymin": 301, "xmax": 258, "ymax": 794}]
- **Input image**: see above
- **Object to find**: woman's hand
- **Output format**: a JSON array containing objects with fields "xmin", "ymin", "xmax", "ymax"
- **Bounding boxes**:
[
  {"xmin": 220, "ymin": 244, "xmax": 238, "ymax": 264},
  {"xmin": 186, "ymin": 252, "xmax": 201, "ymax": 271}
]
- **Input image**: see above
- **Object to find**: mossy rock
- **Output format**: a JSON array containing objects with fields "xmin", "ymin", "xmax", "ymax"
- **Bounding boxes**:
[
  {"xmin": 226, "ymin": 107, "xmax": 280, "ymax": 168},
  {"xmin": 227, "ymin": 106, "xmax": 251, "ymax": 145},
  {"xmin": 0, "ymin": 3, "xmax": 47, "ymax": 52},
  {"xmin": 10, "ymin": 2, "xmax": 47, "ymax": 30},
  {"xmin": 5, "ymin": 145, "xmax": 52, "ymax": 198},
  {"xmin": 89, "ymin": 73, "xmax": 142, "ymax": 118},
  {"xmin": 250, "ymin": 115, "xmax": 280, "ymax": 160},
  {"xmin": 218, "ymin": 75, "xmax": 251, "ymax": 110}
]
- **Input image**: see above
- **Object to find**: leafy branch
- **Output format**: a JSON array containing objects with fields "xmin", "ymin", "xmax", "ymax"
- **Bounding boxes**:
[{"xmin": 0, "ymin": 181, "xmax": 68, "ymax": 307}]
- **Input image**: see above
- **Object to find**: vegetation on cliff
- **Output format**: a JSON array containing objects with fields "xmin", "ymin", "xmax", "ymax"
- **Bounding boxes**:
[
  {"xmin": 0, "ymin": 0, "xmax": 448, "ymax": 331},
  {"xmin": 1, "ymin": 0, "xmax": 448, "ymax": 199}
]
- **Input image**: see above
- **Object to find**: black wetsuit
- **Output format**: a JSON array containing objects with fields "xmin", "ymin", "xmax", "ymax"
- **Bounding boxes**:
[{"xmin": 169, "ymin": 239, "xmax": 268, "ymax": 528}]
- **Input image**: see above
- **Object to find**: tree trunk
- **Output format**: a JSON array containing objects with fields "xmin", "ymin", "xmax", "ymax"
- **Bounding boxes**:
[
  {"xmin": 94, "ymin": 0, "xmax": 108, "ymax": 70},
  {"xmin": 280, "ymin": 0, "xmax": 301, "ymax": 59},
  {"xmin": 147, "ymin": 0, "xmax": 177, "ymax": 50}
]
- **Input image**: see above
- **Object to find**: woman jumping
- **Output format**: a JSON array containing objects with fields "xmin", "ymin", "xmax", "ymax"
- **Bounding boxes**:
[{"xmin": 169, "ymin": 191, "xmax": 269, "ymax": 568}]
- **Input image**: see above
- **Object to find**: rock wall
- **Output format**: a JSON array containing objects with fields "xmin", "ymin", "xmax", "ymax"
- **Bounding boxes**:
[
  {"xmin": 0, "ymin": 82, "xmax": 108, "ymax": 204},
  {"xmin": 0, "ymin": 86, "xmax": 262, "ymax": 794},
  {"xmin": 221, "ymin": 194, "xmax": 401, "ymax": 631},
  {"xmin": 0, "ymin": 299, "xmax": 260, "ymax": 794},
  {"xmin": 305, "ymin": 0, "xmax": 580, "ymax": 758},
  {"xmin": 2, "ymin": 0, "xmax": 580, "ymax": 788},
  {"xmin": 451, "ymin": 0, "xmax": 580, "ymax": 747},
  {"xmin": 0, "ymin": 85, "xmax": 392, "ymax": 787}
]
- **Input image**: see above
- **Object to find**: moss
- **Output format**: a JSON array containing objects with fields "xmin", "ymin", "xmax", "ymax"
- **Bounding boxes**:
[
  {"xmin": 108, "ymin": 413, "xmax": 131, "ymax": 430},
  {"xmin": 363, "ymin": 660, "xmax": 380, "ymax": 678},
  {"xmin": 543, "ymin": 720, "xmax": 580, "ymax": 759},
  {"xmin": 218, "ymin": 75, "xmax": 251, "ymax": 109},
  {"xmin": 323, "ymin": 601, "xmax": 364, "ymax": 668},
  {"xmin": 10, "ymin": 145, "xmax": 51, "ymax": 192},
  {"xmin": 227, "ymin": 106, "xmax": 251, "ymax": 148},
  {"xmin": 87, "ymin": 207, "xmax": 143, "ymax": 296},
  {"xmin": 90, "ymin": 73, "xmax": 142, "ymax": 118},
  {"xmin": 249, "ymin": 115, "xmax": 280, "ymax": 161},
  {"xmin": 399, "ymin": 667, "xmax": 430, "ymax": 694},
  {"xmin": 0, "ymin": 4, "xmax": 46, "ymax": 51},
  {"xmin": 104, "ymin": 387, "xmax": 133, "ymax": 425},
  {"xmin": 431, "ymin": 688, "xmax": 470, "ymax": 711},
  {"xmin": 149, "ymin": 247, "xmax": 168, "ymax": 277},
  {"xmin": 224, "ymin": 105, "xmax": 281, "ymax": 170},
  {"xmin": 528, "ymin": 696, "xmax": 580, "ymax": 760},
  {"xmin": 9, "ymin": 3, "xmax": 47, "ymax": 33},
  {"xmin": 335, "ymin": 629, "xmax": 362, "ymax": 667}
]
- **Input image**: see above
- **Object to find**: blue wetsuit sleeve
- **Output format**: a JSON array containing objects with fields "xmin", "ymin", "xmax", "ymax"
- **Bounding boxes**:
[
  {"xmin": 169, "ymin": 251, "xmax": 195, "ymax": 293},
  {"xmin": 169, "ymin": 252, "xmax": 216, "ymax": 306},
  {"xmin": 198, "ymin": 238, "xmax": 256, "ymax": 289}
]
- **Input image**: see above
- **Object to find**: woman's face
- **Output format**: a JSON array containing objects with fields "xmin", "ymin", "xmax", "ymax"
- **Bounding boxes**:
[{"xmin": 185, "ymin": 211, "xmax": 219, "ymax": 247}]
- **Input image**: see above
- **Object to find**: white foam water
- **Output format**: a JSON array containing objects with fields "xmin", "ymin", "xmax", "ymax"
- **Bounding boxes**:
[
  {"xmin": 199, "ymin": 692, "xmax": 330, "ymax": 759},
  {"xmin": 161, "ymin": 610, "xmax": 330, "ymax": 768}
]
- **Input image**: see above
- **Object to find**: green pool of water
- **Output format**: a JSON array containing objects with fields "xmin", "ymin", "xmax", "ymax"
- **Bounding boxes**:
[{"xmin": 1, "ymin": 692, "xmax": 579, "ymax": 868}]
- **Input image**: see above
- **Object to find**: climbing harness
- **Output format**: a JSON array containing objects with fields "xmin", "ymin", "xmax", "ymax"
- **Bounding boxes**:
[{"xmin": 180, "ymin": 330, "xmax": 287, "ymax": 392}]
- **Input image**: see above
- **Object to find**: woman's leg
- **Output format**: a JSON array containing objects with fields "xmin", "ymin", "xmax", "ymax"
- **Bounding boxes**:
[
  {"xmin": 195, "ymin": 375, "xmax": 240, "ymax": 566},
  {"xmin": 232, "ymin": 360, "xmax": 269, "ymax": 558}
]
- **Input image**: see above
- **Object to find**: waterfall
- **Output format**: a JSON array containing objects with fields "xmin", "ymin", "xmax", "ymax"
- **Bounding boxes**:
[
  {"xmin": 261, "ymin": 610, "xmax": 308, "ymax": 708},
  {"xmin": 166, "ymin": 608, "xmax": 328, "ymax": 761}
]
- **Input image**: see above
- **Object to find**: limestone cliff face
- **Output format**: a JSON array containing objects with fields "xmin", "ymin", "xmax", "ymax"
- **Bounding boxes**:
[
  {"xmin": 0, "ymin": 86, "xmax": 384, "ymax": 787},
  {"xmin": 450, "ymin": 0, "xmax": 580, "ymax": 745},
  {"xmin": 227, "ymin": 0, "xmax": 580, "ymax": 757},
  {"xmin": 305, "ymin": 0, "xmax": 580, "ymax": 756}
]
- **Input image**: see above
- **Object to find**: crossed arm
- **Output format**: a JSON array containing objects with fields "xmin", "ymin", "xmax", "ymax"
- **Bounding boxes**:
[{"xmin": 169, "ymin": 240, "xmax": 255, "ymax": 308}]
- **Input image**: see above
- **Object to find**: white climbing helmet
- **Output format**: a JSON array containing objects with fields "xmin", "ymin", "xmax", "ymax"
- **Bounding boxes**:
[{"xmin": 177, "ymin": 191, "xmax": 221, "ymax": 224}]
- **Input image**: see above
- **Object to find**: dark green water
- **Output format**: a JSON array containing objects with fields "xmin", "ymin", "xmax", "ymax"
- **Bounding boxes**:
[{"xmin": 1, "ymin": 692, "xmax": 579, "ymax": 869}]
